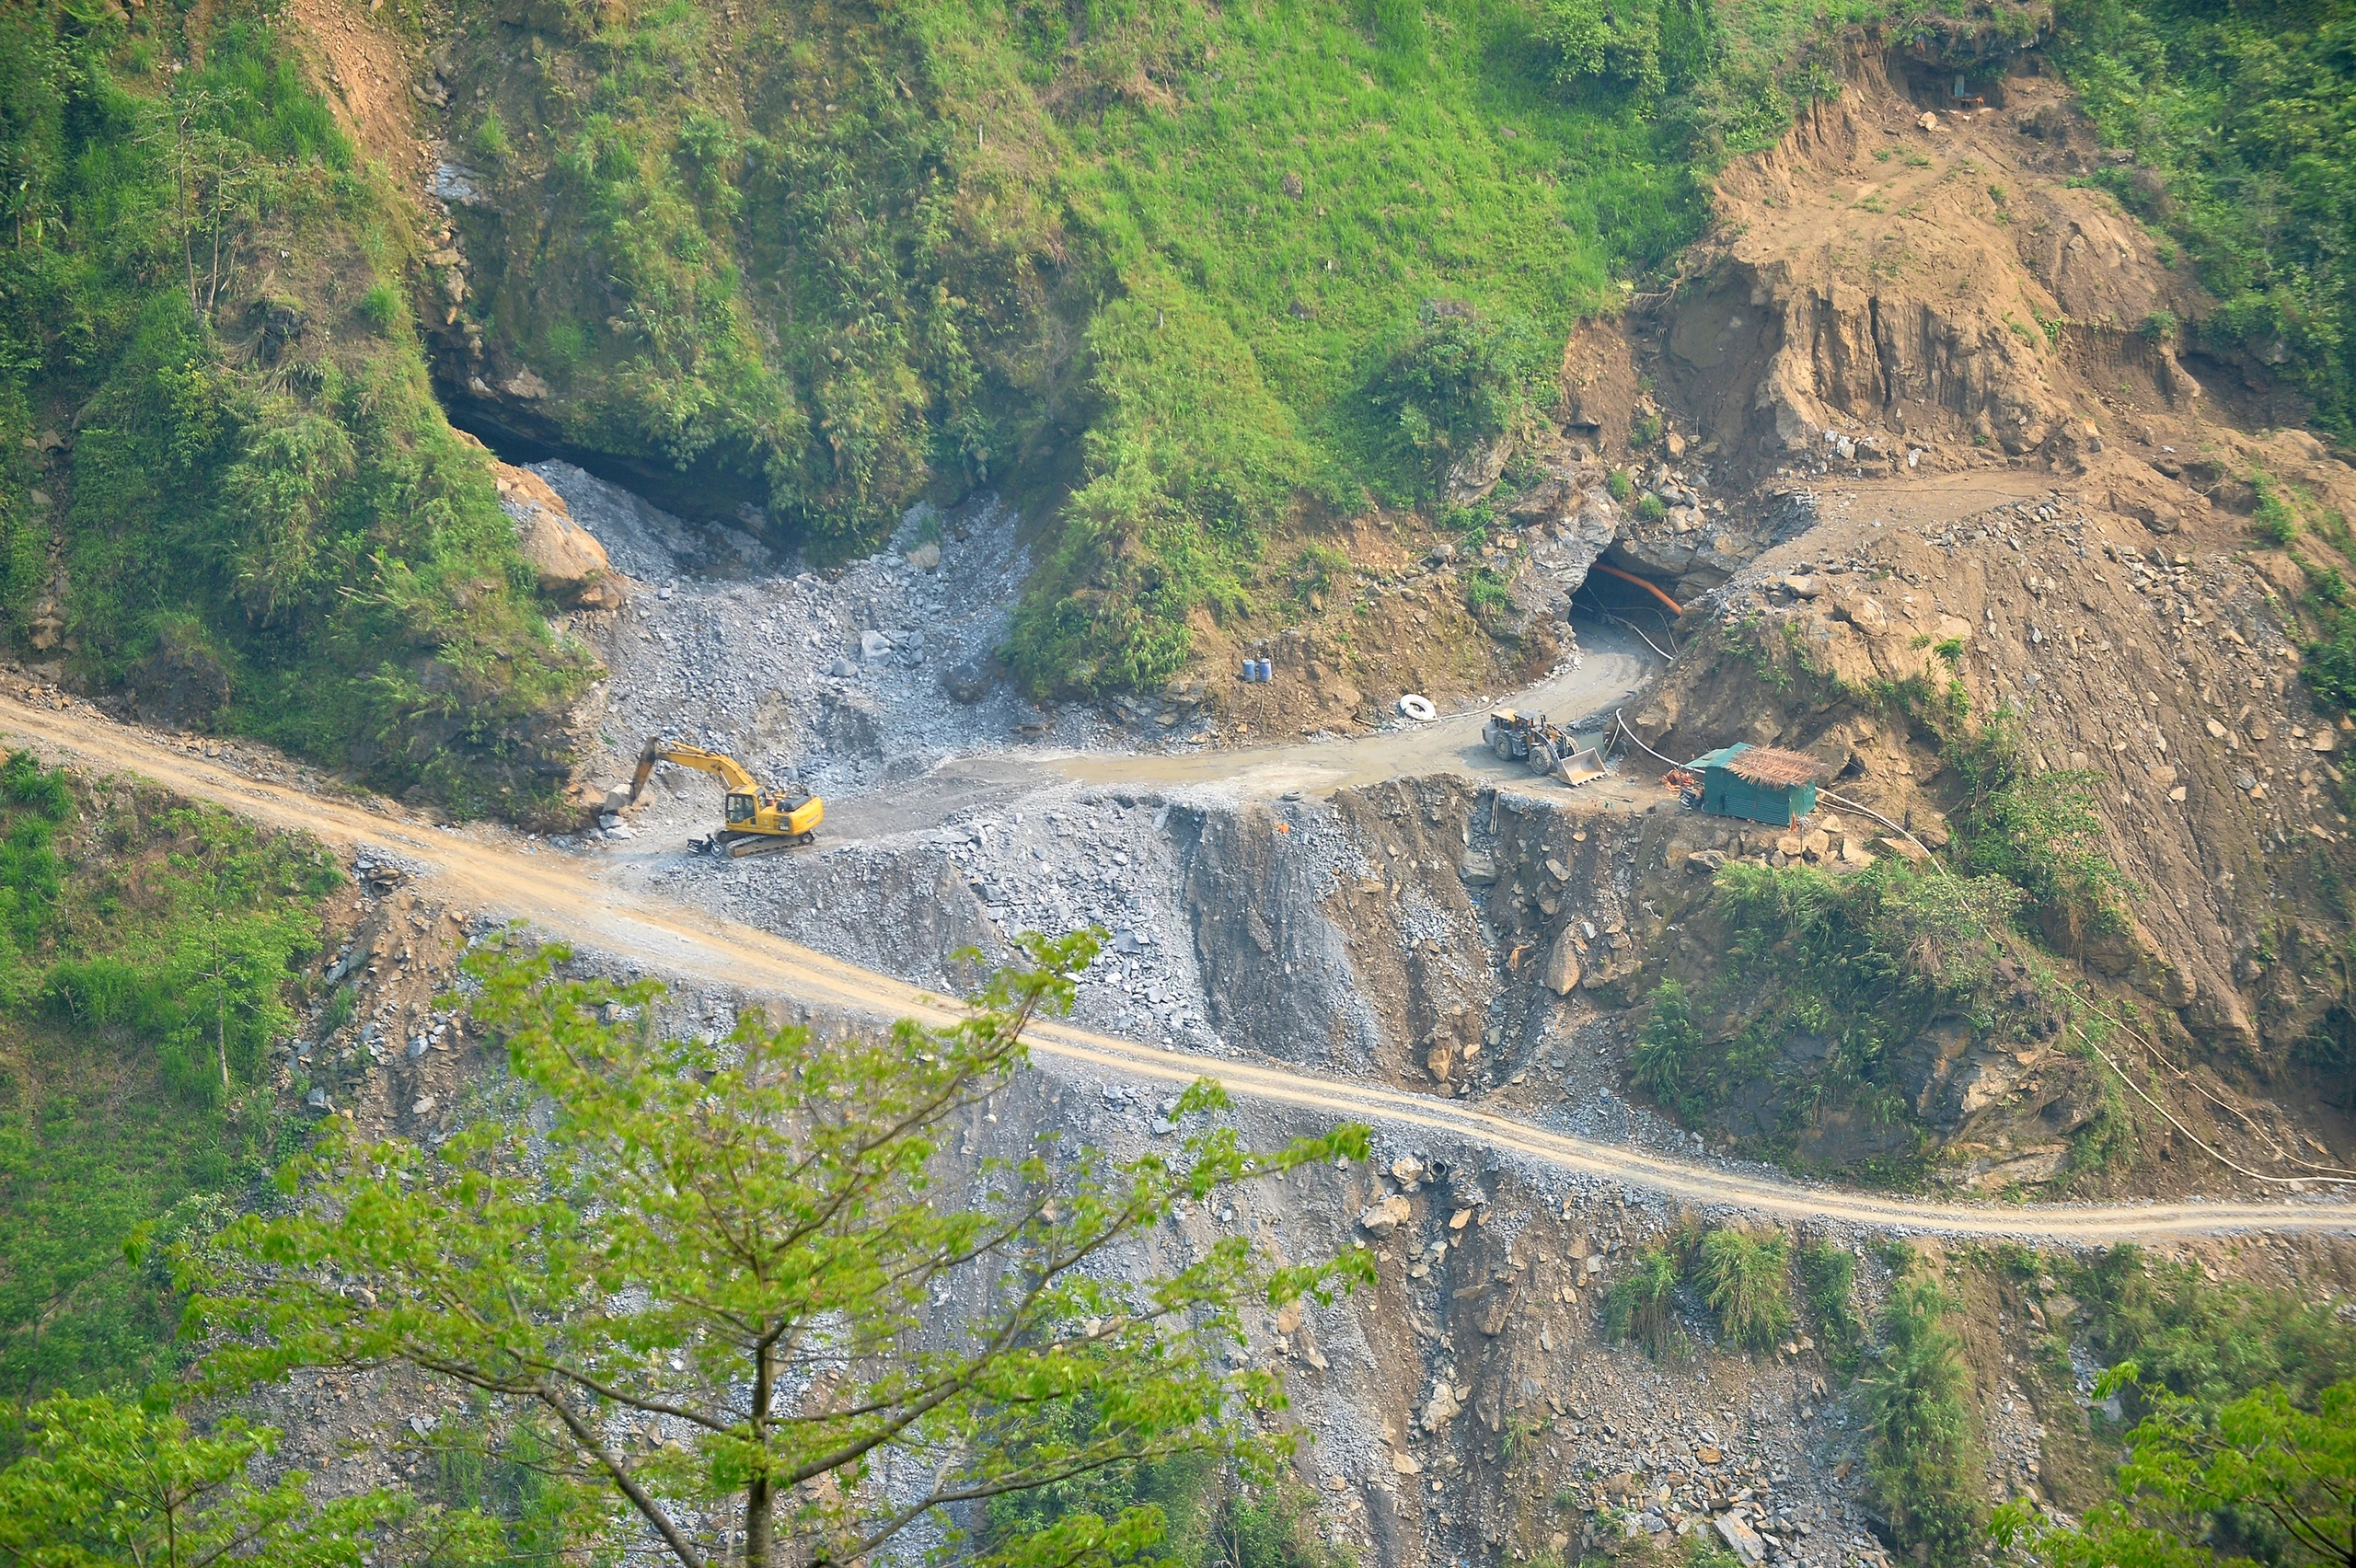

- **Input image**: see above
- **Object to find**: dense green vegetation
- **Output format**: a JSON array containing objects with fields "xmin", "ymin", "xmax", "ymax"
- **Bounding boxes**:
[
  {"xmin": 1628, "ymin": 858, "xmax": 2032, "ymax": 1171},
  {"xmin": 1995, "ymin": 1372, "xmax": 2356, "ymax": 1568},
  {"xmin": 0, "ymin": 2, "xmax": 590, "ymax": 815},
  {"xmin": 1601, "ymin": 1222, "xmax": 1800, "ymax": 1356},
  {"xmin": 0, "ymin": 1390, "xmax": 494, "ymax": 1567},
  {"xmin": 2052, "ymin": 0, "xmax": 2356, "ymax": 435},
  {"xmin": 1628, "ymin": 643, "xmax": 2138, "ymax": 1178},
  {"xmin": 1992, "ymin": 1246, "xmax": 2356, "ymax": 1568},
  {"xmin": 0, "ymin": 755, "xmax": 339, "ymax": 1407},
  {"xmin": 2066, "ymin": 1245, "xmax": 2356, "ymax": 1414},
  {"xmin": 1797, "ymin": 1239, "xmax": 1865, "ymax": 1371},
  {"xmin": 1863, "ymin": 1270, "xmax": 1983, "ymax": 1568},
  {"xmin": 1943, "ymin": 711, "xmax": 2128, "ymax": 940},
  {"xmin": 437, "ymin": 0, "xmax": 1909, "ymax": 696}
]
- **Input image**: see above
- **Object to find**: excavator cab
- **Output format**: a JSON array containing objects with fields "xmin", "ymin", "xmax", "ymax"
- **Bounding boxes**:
[{"xmin": 726, "ymin": 791, "xmax": 758, "ymax": 826}]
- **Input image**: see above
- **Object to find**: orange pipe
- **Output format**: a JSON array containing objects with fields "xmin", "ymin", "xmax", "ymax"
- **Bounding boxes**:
[{"xmin": 1588, "ymin": 562, "xmax": 1683, "ymax": 617}]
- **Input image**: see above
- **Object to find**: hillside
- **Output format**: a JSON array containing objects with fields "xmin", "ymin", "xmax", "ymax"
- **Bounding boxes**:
[
  {"xmin": 0, "ymin": 747, "xmax": 343, "ymax": 1401},
  {"xmin": 7, "ymin": 0, "xmax": 2354, "ymax": 788},
  {"xmin": 0, "ymin": 0, "xmax": 591, "ymax": 818},
  {"xmin": 409, "ymin": 0, "xmax": 1738, "ymax": 698},
  {"xmin": 6, "ymin": 6, "xmax": 2356, "ymax": 1568}
]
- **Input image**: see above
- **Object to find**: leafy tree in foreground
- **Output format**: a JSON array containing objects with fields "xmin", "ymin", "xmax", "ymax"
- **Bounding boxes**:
[
  {"xmin": 0, "ymin": 1391, "xmax": 493, "ymax": 1568},
  {"xmin": 187, "ymin": 933, "xmax": 1371, "ymax": 1568},
  {"xmin": 1992, "ymin": 1367, "xmax": 2356, "ymax": 1568}
]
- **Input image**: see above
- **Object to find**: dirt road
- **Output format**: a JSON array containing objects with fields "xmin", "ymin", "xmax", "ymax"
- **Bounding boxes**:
[
  {"xmin": 4, "ymin": 690, "xmax": 2349, "ymax": 1240},
  {"xmin": 809, "ymin": 627, "xmax": 1656, "ymax": 845},
  {"xmin": 1051, "ymin": 636, "xmax": 1655, "ymax": 797}
]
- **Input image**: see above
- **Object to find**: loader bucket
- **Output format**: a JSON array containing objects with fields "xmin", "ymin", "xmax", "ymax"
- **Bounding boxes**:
[{"xmin": 1553, "ymin": 745, "xmax": 1609, "ymax": 787}]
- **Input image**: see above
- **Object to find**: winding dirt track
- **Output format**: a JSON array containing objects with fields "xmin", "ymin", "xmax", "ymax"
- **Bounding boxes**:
[{"xmin": 5, "ymin": 691, "xmax": 2350, "ymax": 1242}]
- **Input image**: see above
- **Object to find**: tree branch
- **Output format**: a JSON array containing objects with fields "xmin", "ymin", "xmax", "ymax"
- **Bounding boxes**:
[{"xmin": 537, "ymin": 1382, "xmax": 708, "ymax": 1568}]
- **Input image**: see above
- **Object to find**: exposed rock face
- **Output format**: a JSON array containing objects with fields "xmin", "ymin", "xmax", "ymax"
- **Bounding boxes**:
[
  {"xmin": 1542, "ymin": 927, "xmax": 1582, "ymax": 996},
  {"xmin": 127, "ymin": 621, "xmax": 233, "ymax": 729},
  {"xmin": 443, "ymin": 429, "xmax": 619, "ymax": 608}
]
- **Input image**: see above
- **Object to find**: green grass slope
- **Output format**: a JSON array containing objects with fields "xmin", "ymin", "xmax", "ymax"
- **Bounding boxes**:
[
  {"xmin": 0, "ymin": 2, "xmax": 592, "ymax": 817},
  {"xmin": 434, "ymin": 0, "xmax": 1882, "ymax": 694},
  {"xmin": 0, "ymin": 753, "xmax": 341, "ymax": 1407}
]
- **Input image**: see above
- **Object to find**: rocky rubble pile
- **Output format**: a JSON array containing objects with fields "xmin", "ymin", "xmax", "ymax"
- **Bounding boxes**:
[{"xmin": 536, "ymin": 466, "xmax": 1147, "ymax": 811}]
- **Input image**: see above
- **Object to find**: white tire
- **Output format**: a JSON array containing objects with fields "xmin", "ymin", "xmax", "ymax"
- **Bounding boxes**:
[{"xmin": 1398, "ymin": 694, "xmax": 1437, "ymax": 722}]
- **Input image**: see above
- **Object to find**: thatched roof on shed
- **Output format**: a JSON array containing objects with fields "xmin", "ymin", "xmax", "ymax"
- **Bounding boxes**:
[{"xmin": 1718, "ymin": 746, "xmax": 1827, "ymax": 788}]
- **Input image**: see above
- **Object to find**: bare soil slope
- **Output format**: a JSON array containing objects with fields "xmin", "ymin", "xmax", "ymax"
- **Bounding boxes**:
[{"xmin": 1657, "ymin": 47, "xmax": 2218, "ymax": 478}]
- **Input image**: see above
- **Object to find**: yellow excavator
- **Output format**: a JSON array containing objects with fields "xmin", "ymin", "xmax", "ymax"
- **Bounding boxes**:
[{"xmin": 625, "ymin": 740, "xmax": 823, "ymax": 857}]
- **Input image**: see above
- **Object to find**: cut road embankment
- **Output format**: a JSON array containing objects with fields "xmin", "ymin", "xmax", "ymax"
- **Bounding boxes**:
[{"xmin": 4, "ymin": 690, "xmax": 2350, "ymax": 1242}]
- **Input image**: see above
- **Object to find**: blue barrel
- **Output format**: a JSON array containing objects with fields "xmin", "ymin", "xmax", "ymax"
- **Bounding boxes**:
[{"xmin": 1256, "ymin": 659, "xmax": 1274, "ymax": 682}]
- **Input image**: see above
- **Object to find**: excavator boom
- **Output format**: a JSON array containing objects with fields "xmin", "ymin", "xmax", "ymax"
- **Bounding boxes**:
[{"xmin": 629, "ymin": 740, "xmax": 758, "ymax": 798}]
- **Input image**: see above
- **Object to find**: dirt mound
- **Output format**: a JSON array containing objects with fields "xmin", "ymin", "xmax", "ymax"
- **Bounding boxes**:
[{"xmin": 1657, "ymin": 46, "xmax": 2213, "ymax": 478}]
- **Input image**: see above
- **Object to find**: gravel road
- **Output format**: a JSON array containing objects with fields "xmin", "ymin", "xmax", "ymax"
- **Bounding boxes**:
[{"xmin": 3, "ymin": 689, "xmax": 2350, "ymax": 1240}]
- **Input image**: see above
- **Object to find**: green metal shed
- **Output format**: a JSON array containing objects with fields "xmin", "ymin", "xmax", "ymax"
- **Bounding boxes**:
[{"xmin": 1690, "ymin": 743, "xmax": 1826, "ymax": 826}]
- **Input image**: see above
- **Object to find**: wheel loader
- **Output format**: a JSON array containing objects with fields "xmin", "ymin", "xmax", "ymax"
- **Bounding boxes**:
[
  {"xmin": 624, "ymin": 740, "xmax": 823, "ymax": 856},
  {"xmin": 1482, "ymin": 709, "xmax": 1610, "ymax": 787}
]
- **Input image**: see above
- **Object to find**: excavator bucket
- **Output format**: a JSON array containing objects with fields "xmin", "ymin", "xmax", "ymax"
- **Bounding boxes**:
[{"xmin": 1553, "ymin": 745, "xmax": 1610, "ymax": 787}]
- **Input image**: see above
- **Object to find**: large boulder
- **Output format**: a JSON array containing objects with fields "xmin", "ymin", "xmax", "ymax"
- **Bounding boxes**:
[
  {"xmin": 1542, "ymin": 927, "xmax": 1583, "ymax": 996},
  {"xmin": 491, "ymin": 460, "xmax": 618, "ymax": 609}
]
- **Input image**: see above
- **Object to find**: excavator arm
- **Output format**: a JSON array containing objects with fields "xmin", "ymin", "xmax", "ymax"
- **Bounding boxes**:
[{"xmin": 628, "ymin": 740, "xmax": 758, "ymax": 803}]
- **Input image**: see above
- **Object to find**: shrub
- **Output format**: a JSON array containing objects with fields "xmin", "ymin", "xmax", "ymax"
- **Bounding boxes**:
[
  {"xmin": 1630, "ymin": 978, "xmax": 1706, "ymax": 1120},
  {"xmin": 1369, "ymin": 302, "xmax": 1555, "ymax": 496},
  {"xmin": 355, "ymin": 282, "xmax": 404, "ymax": 335},
  {"xmin": 1863, "ymin": 1275, "xmax": 1983, "ymax": 1568},
  {"xmin": 1699, "ymin": 1227, "xmax": 1792, "ymax": 1354},
  {"xmin": 1798, "ymin": 1240, "xmax": 1864, "ymax": 1366},
  {"xmin": 2070, "ymin": 1244, "xmax": 2356, "ymax": 1413},
  {"xmin": 1946, "ymin": 713, "xmax": 2129, "ymax": 930},
  {"xmin": 1607, "ymin": 468, "xmax": 1634, "ymax": 502},
  {"xmin": 1464, "ymin": 566, "xmax": 1511, "ymax": 623},
  {"xmin": 2253, "ymin": 470, "xmax": 2301, "ymax": 545},
  {"xmin": 1535, "ymin": 0, "xmax": 1704, "ymax": 100},
  {"xmin": 474, "ymin": 108, "xmax": 509, "ymax": 162},
  {"xmin": 1603, "ymin": 1240, "xmax": 1685, "ymax": 1355},
  {"xmin": 1636, "ymin": 490, "xmax": 1668, "ymax": 521}
]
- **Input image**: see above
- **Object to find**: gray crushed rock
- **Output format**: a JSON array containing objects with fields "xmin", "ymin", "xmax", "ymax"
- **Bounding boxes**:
[{"xmin": 535, "ymin": 464, "xmax": 1144, "ymax": 811}]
